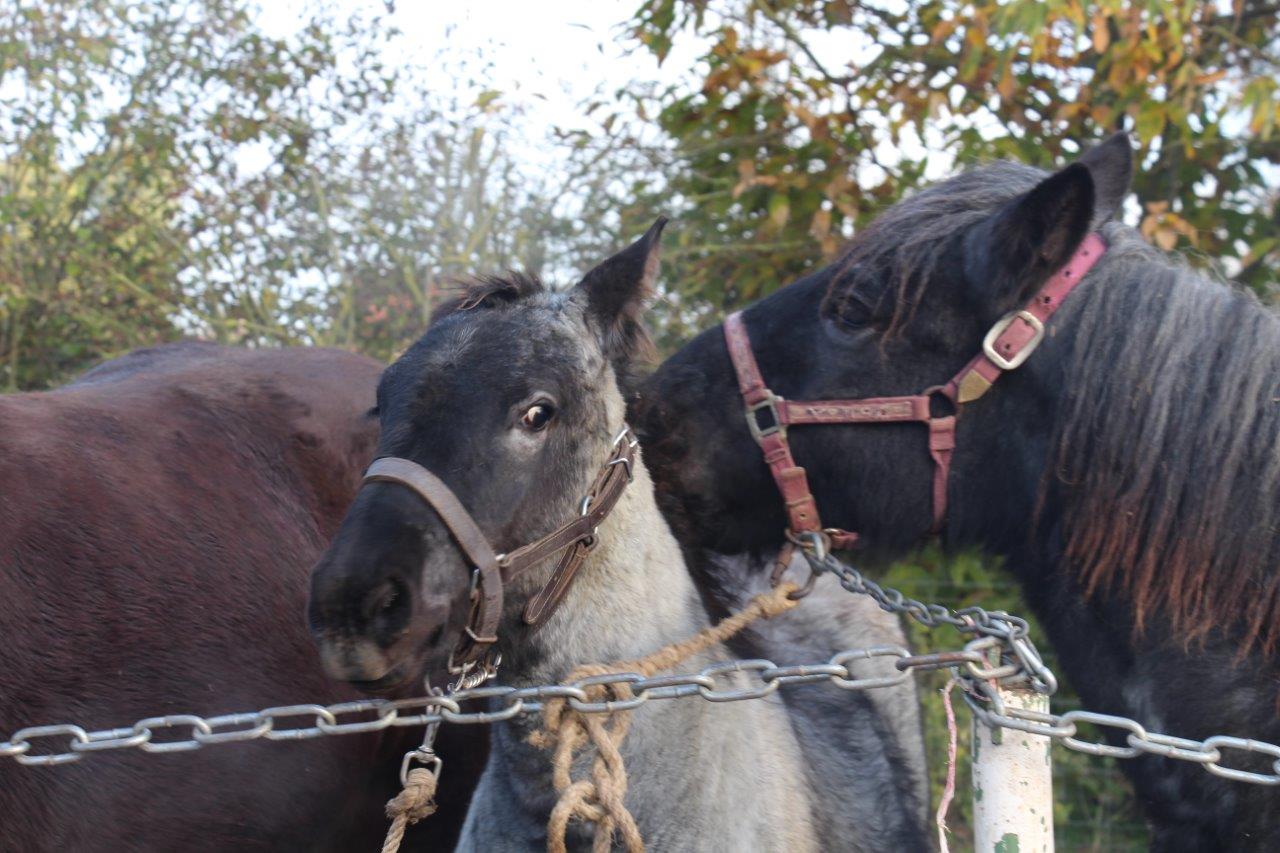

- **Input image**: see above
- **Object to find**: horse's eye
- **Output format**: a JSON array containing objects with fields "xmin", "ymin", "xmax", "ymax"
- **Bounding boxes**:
[
  {"xmin": 834, "ymin": 293, "xmax": 876, "ymax": 329},
  {"xmin": 520, "ymin": 402, "xmax": 555, "ymax": 432}
]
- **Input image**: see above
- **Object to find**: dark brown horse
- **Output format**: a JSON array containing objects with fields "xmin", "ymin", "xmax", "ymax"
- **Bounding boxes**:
[{"xmin": 0, "ymin": 342, "xmax": 482, "ymax": 852}]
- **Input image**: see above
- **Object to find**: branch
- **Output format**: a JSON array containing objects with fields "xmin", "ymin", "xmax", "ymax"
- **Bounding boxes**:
[{"xmin": 750, "ymin": 0, "xmax": 856, "ymax": 87}]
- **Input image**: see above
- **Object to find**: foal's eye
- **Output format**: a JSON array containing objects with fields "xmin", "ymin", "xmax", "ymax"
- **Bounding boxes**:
[{"xmin": 519, "ymin": 402, "xmax": 555, "ymax": 432}]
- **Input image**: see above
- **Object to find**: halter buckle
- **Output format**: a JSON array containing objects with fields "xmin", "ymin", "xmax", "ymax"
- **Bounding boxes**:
[
  {"xmin": 746, "ymin": 392, "xmax": 786, "ymax": 443},
  {"xmin": 611, "ymin": 427, "xmax": 639, "ymax": 451},
  {"xmin": 982, "ymin": 310, "xmax": 1044, "ymax": 370}
]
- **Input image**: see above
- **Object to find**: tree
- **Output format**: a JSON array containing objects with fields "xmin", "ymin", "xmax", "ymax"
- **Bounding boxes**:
[
  {"xmin": 0, "ymin": 1, "xmax": 617, "ymax": 386},
  {"xmin": 257, "ymin": 82, "xmax": 602, "ymax": 364},
  {"xmin": 622, "ymin": 0, "xmax": 1280, "ymax": 308},
  {"xmin": 0, "ymin": 0, "xmax": 397, "ymax": 389}
]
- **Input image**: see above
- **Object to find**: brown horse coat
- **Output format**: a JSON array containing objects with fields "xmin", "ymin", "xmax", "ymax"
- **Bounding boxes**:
[{"xmin": 0, "ymin": 343, "xmax": 482, "ymax": 852}]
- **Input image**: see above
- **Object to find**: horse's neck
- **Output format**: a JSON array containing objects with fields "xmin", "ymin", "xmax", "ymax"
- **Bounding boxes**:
[
  {"xmin": 519, "ymin": 456, "xmax": 711, "ymax": 685},
  {"xmin": 466, "ymin": 456, "xmax": 819, "ymax": 851}
]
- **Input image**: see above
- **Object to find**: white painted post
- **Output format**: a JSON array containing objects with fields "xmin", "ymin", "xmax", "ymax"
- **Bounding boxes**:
[{"xmin": 972, "ymin": 685, "xmax": 1054, "ymax": 853}]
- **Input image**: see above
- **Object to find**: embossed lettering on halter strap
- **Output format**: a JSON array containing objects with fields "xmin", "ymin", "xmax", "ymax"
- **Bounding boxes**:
[
  {"xmin": 361, "ymin": 428, "xmax": 639, "ymax": 672},
  {"xmin": 724, "ymin": 232, "xmax": 1106, "ymax": 545}
]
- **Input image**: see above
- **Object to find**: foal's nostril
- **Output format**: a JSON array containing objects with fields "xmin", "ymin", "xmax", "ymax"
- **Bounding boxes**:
[{"xmin": 364, "ymin": 576, "xmax": 412, "ymax": 631}]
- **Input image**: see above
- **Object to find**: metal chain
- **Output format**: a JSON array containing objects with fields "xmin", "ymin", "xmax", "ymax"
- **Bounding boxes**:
[
  {"xmin": 960, "ymin": 680, "xmax": 1280, "ymax": 786},
  {"xmin": 7, "ymin": 548, "xmax": 1280, "ymax": 786},
  {"xmin": 6, "ymin": 640, "xmax": 1280, "ymax": 785},
  {"xmin": 805, "ymin": 546, "xmax": 1280, "ymax": 786},
  {"xmin": 799, "ymin": 544, "xmax": 1058, "ymax": 694},
  {"xmin": 0, "ymin": 645, "xmax": 916, "ymax": 767}
]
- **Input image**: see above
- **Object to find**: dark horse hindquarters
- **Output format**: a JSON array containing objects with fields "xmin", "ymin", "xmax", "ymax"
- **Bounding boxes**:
[
  {"xmin": 634, "ymin": 134, "xmax": 1280, "ymax": 851},
  {"xmin": 0, "ymin": 343, "xmax": 482, "ymax": 852}
]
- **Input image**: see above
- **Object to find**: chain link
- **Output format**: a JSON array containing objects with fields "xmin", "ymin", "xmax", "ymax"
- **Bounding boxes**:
[
  {"xmin": 805, "ymin": 547, "xmax": 1280, "ymax": 786},
  {"xmin": 961, "ymin": 679, "xmax": 1280, "ymax": 785}
]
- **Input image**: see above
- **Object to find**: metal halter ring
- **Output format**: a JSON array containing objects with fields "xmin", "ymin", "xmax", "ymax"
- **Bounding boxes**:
[
  {"xmin": 781, "ymin": 529, "xmax": 832, "ymax": 599},
  {"xmin": 606, "ymin": 456, "xmax": 634, "ymax": 482},
  {"xmin": 982, "ymin": 310, "xmax": 1045, "ymax": 370},
  {"xmin": 611, "ymin": 427, "xmax": 639, "ymax": 450},
  {"xmin": 577, "ymin": 495, "xmax": 602, "ymax": 542},
  {"xmin": 745, "ymin": 392, "xmax": 786, "ymax": 443}
]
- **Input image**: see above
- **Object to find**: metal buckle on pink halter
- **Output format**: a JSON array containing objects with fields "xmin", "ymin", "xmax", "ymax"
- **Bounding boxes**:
[{"xmin": 725, "ymin": 232, "xmax": 1106, "ymax": 574}]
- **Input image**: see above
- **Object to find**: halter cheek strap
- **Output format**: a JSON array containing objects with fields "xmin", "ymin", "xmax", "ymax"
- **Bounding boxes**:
[{"xmin": 725, "ymin": 232, "xmax": 1106, "ymax": 550}]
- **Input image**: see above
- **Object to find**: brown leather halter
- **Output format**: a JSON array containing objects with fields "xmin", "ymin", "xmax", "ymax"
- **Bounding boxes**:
[
  {"xmin": 361, "ymin": 427, "xmax": 639, "ymax": 687},
  {"xmin": 725, "ymin": 233, "xmax": 1106, "ymax": 560}
]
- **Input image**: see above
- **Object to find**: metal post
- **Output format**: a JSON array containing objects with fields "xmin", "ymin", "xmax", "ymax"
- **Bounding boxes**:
[{"xmin": 973, "ymin": 685, "xmax": 1054, "ymax": 853}]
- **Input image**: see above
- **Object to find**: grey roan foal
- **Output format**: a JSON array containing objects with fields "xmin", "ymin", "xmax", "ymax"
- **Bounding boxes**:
[{"xmin": 308, "ymin": 221, "xmax": 929, "ymax": 851}]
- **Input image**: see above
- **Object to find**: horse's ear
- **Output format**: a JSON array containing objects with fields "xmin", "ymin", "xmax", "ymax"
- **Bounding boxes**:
[
  {"xmin": 1077, "ymin": 131, "xmax": 1133, "ymax": 230},
  {"xmin": 575, "ymin": 217, "xmax": 667, "ymax": 367},
  {"xmin": 974, "ymin": 162, "xmax": 1095, "ymax": 312}
]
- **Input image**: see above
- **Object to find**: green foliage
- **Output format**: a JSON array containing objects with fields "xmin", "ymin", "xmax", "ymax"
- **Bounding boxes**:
[
  {"xmin": 0, "ymin": 0, "xmax": 401, "ymax": 388},
  {"xmin": 623, "ymin": 0, "xmax": 1280, "ymax": 309},
  {"xmin": 0, "ymin": 2, "xmax": 608, "ymax": 388}
]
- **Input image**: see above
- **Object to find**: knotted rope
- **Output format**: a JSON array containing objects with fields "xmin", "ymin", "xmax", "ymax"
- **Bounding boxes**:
[
  {"xmin": 534, "ymin": 583, "xmax": 800, "ymax": 853},
  {"xmin": 380, "ymin": 766, "xmax": 438, "ymax": 853}
]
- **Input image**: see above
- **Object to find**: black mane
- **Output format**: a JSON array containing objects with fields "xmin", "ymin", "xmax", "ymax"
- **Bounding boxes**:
[
  {"xmin": 1051, "ymin": 225, "xmax": 1280, "ymax": 651},
  {"xmin": 830, "ymin": 161, "xmax": 1046, "ymax": 335},
  {"xmin": 838, "ymin": 158, "xmax": 1280, "ymax": 653}
]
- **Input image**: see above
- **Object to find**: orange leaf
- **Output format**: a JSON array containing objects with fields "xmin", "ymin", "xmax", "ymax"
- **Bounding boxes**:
[{"xmin": 1091, "ymin": 12, "xmax": 1110, "ymax": 53}]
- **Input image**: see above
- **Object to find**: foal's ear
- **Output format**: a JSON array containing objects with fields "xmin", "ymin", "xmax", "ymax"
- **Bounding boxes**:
[{"xmin": 575, "ymin": 217, "xmax": 667, "ymax": 366}]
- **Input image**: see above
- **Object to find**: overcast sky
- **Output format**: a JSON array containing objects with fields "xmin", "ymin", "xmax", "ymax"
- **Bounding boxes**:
[
  {"xmin": 249, "ymin": 2, "xmax": 1278, "ymax": 234},
  {"xmin": 257, "ymin": 1, "xmax": 671, "ymax": 141}
]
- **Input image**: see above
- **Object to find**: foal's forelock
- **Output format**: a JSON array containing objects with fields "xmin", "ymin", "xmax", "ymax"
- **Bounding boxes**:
[{"xmin": 1050, "ymin": 226, "xmax": 1280, "ymax": 654}]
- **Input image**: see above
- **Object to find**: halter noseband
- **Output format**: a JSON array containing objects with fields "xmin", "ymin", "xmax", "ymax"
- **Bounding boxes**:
[
  {"xmin": 725, "ymin": 233, "xmax": 1105, "ymax": 556},
  {"xmin": 361, "ymin": 427, "xmax": 639, "ymax": 687}
]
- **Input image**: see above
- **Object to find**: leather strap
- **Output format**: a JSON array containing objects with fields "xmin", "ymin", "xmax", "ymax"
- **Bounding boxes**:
[
  {"xmin": 725, "ymin": 312, "xmax": 859, "ymax": 549},
  {"xmin": 360, "ymin": 428, "xmax": 638, "ymax": 668},
  {"xmin": 518, "ymin": 433, "xmax": 637, "ymax": 627},
  {"xmin": 724, "ymin": 232, "xmax": 1105, "ymax": 547},
  {"xmin": 364, "ymin": 457, "xmax": 504, "ymax": 666},
  {"xmin": 945, "ymin": 232, "xmax": 1106, "ymax": 403}
]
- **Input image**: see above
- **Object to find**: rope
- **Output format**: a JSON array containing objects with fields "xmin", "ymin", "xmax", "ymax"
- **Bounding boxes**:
[
  {"xmin": 935, "ymin": 677, "xmax": 959, "ymax": 853},
  {"xmin": 380, "ymin": 766, "xmax": 439, "ymax": 853},
  {"xmin": 535, "ymin": 583, "xmax": 800, "ymax": 853}
]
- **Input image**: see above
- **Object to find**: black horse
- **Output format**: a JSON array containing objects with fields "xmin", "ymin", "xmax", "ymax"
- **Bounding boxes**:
[{"xmin": 634, "ymin": 132, "xmax": 1280, "ymax": 851}]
